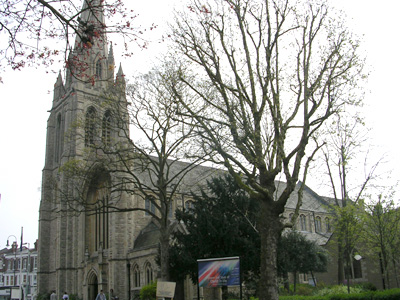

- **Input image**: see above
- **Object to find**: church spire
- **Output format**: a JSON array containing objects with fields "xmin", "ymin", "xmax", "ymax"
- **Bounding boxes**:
[
  {"xmin": 53, "ymin": 71, "xmax": 65, "ymax": 102},
  {"xmin": 107, "ymin": 43, "xmax": 115, "ymax": 82},
  {"xmin": 116, "ymin": 63, "xmax": 126, "ymax": 88},
  {"xmin": 64, "ymin": 0, "xmax": 111, "ymax": 87},
  {"xmin": 77, "ymin": 0, "xmax": 106, "ymax": 46},
  {"xmin": 62, "ymin": 0, "xmax": 125, "ymax": 90}
]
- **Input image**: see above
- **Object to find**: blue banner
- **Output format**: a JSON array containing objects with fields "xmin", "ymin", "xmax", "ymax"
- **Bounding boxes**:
[{"xmin": 198, "ymin": 257, "xmax": 240, "ymax": 287}]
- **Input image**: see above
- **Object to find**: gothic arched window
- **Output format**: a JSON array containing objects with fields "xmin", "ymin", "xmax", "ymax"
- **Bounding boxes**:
[
  {"xmin": 315, "ymin": 216, "xmax": 322, "ymax": 232},
  {"xmin": 185, "ymin": 200, "xmax": 194, "ymax": 212},
  {"xmin": 85, "ymin": 172, "xmax": 110, "ymax": 253},
  {"xmin": 95, "ymin": 59, "xmax": 102, "ymax": 79},
  {"xmin": 85, "ymin": 107, "xmax": 96, "ymax": 147},
  {"xmin": 102, "ymin": 111, "xmax": 112, "ymax": 146},
  {"xmin": 133, "ymin": 265, "xmax": 140, "ymax": 288},
  {"xmin": 145, "ymin": 262, "xmax": 153, "ymax": 285},
  {"xmin": 300, "ymin": 214, "xmax": 307, "ymax": 231},
  {"xmin": 55, "ymin": 113, "xmax": 64, "ymax": 162},
  {"xmin": 145, "ymin": 197, "xmax": 156, "ymax": 216},
  {"xmin": 325, "ymin": 217, "xmax": 331, "ymax": 232}
]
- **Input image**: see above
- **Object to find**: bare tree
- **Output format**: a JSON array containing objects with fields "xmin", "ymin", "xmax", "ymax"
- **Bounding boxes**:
[{"xmin": 168, "ymin": 0, "xmax": 366, "ymax": 299}]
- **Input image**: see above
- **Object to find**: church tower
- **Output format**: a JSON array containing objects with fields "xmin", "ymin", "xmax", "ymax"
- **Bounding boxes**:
[{"xmin": 37, "ymin": 1, "xmax": 133, "ymax": 299}]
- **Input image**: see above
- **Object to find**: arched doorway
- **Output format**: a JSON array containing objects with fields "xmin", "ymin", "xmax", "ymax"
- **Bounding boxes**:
[{"xmin": 87, "ymin": 272, "xmax": 98, "ymax": 300}]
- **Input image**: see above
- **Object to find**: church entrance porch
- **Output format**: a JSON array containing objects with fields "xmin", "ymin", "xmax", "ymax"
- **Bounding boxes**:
[{"xmin": 87, "ymin": 272, "xmax": 98, "ymax": 300}]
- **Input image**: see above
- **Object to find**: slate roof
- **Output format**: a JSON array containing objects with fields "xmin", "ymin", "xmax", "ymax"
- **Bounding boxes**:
[
  {"xmin": 132, "ymin": 158, "xmax": 335, "ymax": 249},
  {"xmin": 134, "ymin": 156, "xmax": 333, "ymax": 213},
  {"xmin": 133, "ymin": 221, "xmax": 161, "ymax": 250},
  {"xmin": 132, "ymin": 220, "xmax": 186, "ymax": 251},
  {"xmin": 300, "ymin": 231, "xmax": 332, "ymax": 246},
  {"xmin": 281, "ymin": 182, "xmax": 333, "ymax": 213},
  {"xmin": 133, "ymin": 156, "xmax": 226, "ymax": 195}
]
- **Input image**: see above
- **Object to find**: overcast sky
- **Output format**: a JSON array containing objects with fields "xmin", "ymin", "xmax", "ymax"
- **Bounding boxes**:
[{"xmin": 0, "ymin": 0, "xmax": 399, "ymax": 247}]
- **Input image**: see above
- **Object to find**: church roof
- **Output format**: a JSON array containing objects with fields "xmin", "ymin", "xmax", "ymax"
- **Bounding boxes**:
[
  {"xmin": 298, "ymin": 231, "xmax": 332, "ymax": 246},
  {"xmin": 282, "ymin": 182, "xmax": 333, "ymax": 213},
  {"xmin": 132, "ymin": 220, "xmax": 185, "ymax": 251},
  {"xmin": 134, "ymin": 156, "xmax": 333, "ymax": 214},
  {"xmin": 133, "ymin": 156, "xmax": 226, "ymax": 196},
  {"xmin": 132, "ymin": 221, "xmax": 160, "ymax": 250}
]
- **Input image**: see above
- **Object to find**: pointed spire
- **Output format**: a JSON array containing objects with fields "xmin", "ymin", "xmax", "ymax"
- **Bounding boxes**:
[
  {"xmin": 68, "ymin": 0, "xmax": 110, "ymax": 87},
  {"xmin": 73, "ymin": 0, "xmax": 107, "ymax": 52},
  {"xmin": 116, "ymin": 63, "xmax": 125, "ymax": 85},
  {"xmin": 65, "ymin": 51, "xmax": 74, "ymax": 89},
  {"xmin": 55, "ymin": 71, "xmax": 63, "ymax": 86},
  {"xmin": 53, "ymin": 71, "xmax": 65, "ymax": 101},
  {"xmin": 115, "ymin": 63, "xmax": 126, "ymax": 96},
  {"xmin": 107, "ymin": 43, "xmax": 115, "ymax": 82},
  {"xmin": 78, "ymin": 0, "xmax": 105, "ymax": 34},
  {"xmin": 108, "ymin": 43, "xmax": 115, "ymax": 65}
]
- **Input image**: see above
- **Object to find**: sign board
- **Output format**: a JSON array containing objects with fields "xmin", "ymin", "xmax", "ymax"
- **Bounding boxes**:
[
  {"xmin": 11, "ymin": 287, "xmax": 21, "ymax": 300},
  {"xmin": 156, "ymin": 281, "xmax": 176, "ymax": 298},
  {"xmin": 198, "ymin": 257, "xmax": 240, "ymax": 287}
]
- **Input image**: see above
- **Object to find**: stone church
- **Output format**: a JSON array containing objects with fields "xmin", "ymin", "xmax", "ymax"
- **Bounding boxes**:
[
  {"xmin": 37, "ymin": 2, "xmax": 215, "ymax": 299},
  {"xmin": 37, "ymin": 1, "xmax": 383, "ymax": 300}
]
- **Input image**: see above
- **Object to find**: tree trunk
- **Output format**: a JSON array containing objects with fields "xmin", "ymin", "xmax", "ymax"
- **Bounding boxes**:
[
  {"xmin": 283, "ymin": 272, "xmax": 290, "ymax": 293},
  {"xmin": 293, "ymin": 271, "xmax": 297, "ymax": 294},
  {"xmin": 258, "ymin": 201, "xmax": 283, "ymax": 300},
  {"xmin": 311, "ymin": 271, "xmax": 317, "ymax": 287},
  {"xmin": 382, "ymin": 249, "xmax": 391, "ymax": 289},
  {"xmin": 337, "ymin": 243, "xmax": 344, "ymax": 284},
  {"xmin": 392, "ymin": 258, "xmax": 399, "ymax": 288},
  {"xmin": 159, "ymin": 227, "xmax": 171, "ymax": 281}
]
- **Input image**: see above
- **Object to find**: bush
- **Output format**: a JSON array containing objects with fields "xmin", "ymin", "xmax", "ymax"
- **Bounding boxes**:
[
  {"xmin": 37, "ymin": 293, "xmax": 50, "ymax": 300},
  {"xmin": 354, "ymin": 282, "xmax": 377, "ymax": 292},
  {"xmin": 330, "ymin": 288, "xmax": 400, "ymax": 300},
  {"xmin": 280, "ymin": 295, "xmax": 330, "ymax": 300},
  {"xmin": 139, "ymin": 281, "xmax": 157, "ymax": 300},
  {"xmin": 279, "ymin": 283, "xmax": 316, "ymax": 296},
  {"xmin": 244, "ymin": 288, "xmax": 400, "ymax": 300},
  {"xmin": 297, "ymin": 285, "xmax": 315, "ymax": 296},
  {"xmin": 314, "ymin": 285, "xmax": 364, "ymax": 297},
  {"xmin": 69, "ymin": 294, "xmax": 82, "ymax": 300}
]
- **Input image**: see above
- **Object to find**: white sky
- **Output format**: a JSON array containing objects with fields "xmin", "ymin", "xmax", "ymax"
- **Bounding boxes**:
[{"xmin": 0, "ymin": 0, "xmax": 399, "ymax": 247}]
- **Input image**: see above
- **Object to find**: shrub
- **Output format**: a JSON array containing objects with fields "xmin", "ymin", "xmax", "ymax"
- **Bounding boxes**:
[
  {"xmin": 314, "ymin": 285, "xmax": 364, "ymax": 297},
  {"xmin": 140, "ymin": 281, "xmax": 157, "ymax": 300},
  {"xmin": 37, "ymin": 293, "xmax": 50, "ymax": 300},
  {"xmin": 296, "ymin": 285, "xmax": 314, "ymax": 296},
  {"xmin": 69, "ymin": 294, "xmax": 82, "ymax": 300},
  {"xmin": 279, "ymin": 295, "xmax": 330, "ymax": 300},
  {"xmin": 354, "ymin": 282, "xmax": 377, "ymax": 292},
  {"xmin": 279, "ymin": 283, "xmax": 316, "ymax": 296}
]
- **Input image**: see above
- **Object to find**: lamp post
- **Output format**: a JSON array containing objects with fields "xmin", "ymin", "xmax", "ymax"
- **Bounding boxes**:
[{"xmin": 6, "ymin": 236, "xmax": 17, "ymax": 248}]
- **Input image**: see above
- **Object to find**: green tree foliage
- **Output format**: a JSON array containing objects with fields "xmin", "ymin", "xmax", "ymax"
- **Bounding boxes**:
[
  {"xmin": 169, "ymin": 175, "xmax": 260, "ymax": 287},
  {"xmin": 332, "ymin": 201, "xmax": 365, "ymax": 291},
  {"xmin": 321, "ymin": 114, "xmax": 379, "ymax": 287},
  {"xmin": 363, "ymin": 192, "xmax": 400, "ymax": 289},
  {"xmin": 278, "ymin": 230, "xmax": 329, "ymax": 292},
  {"xmin": 139, "ymin": 281, "xmax": 156, "ymax": 300}
]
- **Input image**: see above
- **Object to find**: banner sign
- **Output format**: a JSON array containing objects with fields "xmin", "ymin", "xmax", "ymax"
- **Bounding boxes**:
[{"xmin": 198, "ymin": 257, "xmax": 240, "ymax": 287}]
